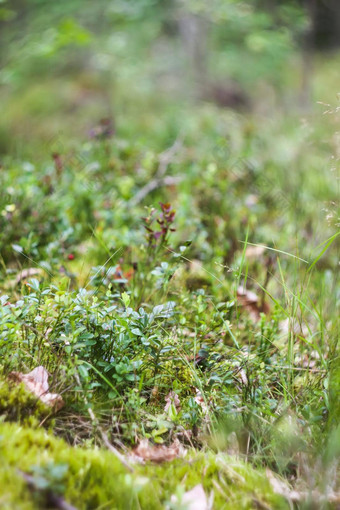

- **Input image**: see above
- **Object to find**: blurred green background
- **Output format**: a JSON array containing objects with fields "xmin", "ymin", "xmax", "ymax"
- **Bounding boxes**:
[{"xmin": 0, "ymin": 0, "xmax": 339, "ymax": 157}]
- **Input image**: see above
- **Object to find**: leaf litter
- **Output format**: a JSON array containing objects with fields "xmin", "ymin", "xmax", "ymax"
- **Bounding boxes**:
[{"xmin": 9, "ymin": 366, "xmax": 64, "ymax": 410}]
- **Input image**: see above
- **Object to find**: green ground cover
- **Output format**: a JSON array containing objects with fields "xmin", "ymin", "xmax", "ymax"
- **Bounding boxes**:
[{"xmin": 0, "ymin": 1, "xmax": 339, "ymax": 508}]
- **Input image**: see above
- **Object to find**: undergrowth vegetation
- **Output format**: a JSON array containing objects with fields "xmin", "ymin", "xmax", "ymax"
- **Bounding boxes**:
[
  {"xmin": 0, "ymin": 106, "xmax": 338, "ymax": 506},
  {"xmin": 0, "ymin": 0, "xmax": 339, "ymax": 508}
]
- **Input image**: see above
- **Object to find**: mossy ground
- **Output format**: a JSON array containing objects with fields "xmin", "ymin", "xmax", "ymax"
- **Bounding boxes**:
[
  {"xmin": 0, "ymin": 373, "xmax": 289, "ymax": 508},
  {"xmin": 0, "ymin": 422, "xmax": 287, "ymax": 510}
]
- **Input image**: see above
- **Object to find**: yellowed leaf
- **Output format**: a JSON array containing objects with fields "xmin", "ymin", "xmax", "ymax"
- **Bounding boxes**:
[{"xmin": 237, "ymin": 285, "xmax": 270, "ymax": 322}]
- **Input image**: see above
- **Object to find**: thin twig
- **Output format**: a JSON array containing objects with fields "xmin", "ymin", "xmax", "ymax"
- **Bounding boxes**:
[
  {"xmin": 128, "ymin": 175, "xmax": 183, "ymax": 207},
  {"xmin": 100, "ymin": 430, "xmax": 134, "ymax": 472},
  {"xmin": 128, "ymin": 138, "xmax": 183, "ymax": 207},
  {"xmin": 157, "ymin": 138, "xmax": 182, "ymax": 178}
]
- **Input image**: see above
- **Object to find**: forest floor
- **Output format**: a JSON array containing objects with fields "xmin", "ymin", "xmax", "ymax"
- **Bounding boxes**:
[{"xmin": 0, "ymin": 17, "xmax": 339, "ymax": 505}]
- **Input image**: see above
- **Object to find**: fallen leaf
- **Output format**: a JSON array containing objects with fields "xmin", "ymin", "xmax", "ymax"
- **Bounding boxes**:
[
  {"xmin": 194, "ymin": 389, "xmax": 209, "ymax": 415},
  {"xmin": 171, "ymin": 484, "xmax": 209, "ymax": 510},
  {"xmin": 237, "ymin": 368, "xmax": 248, "ymax": 386},
  {"xmin": 245, "ymin": 245, "xmax": 266, "ymax": 259},
  {"xmin": 237, "ymin": 285, "xmax": 258, "ymax": 304},
  {"xmin": 132, "ymin": 438, "xmax": 185, "ymax": 463},
  {"xmin": 164, "ymin": 391, "xmax": 181, "ymax": 413},
  {"xmin": 9, "ymin": 366, "xmax": 64, "ymax": 410},
  {"xmin": 237, "ymin": 285, "xmax": 270, "ymax": 322},
  {"xmin": 151, "ymin": 386, "xmax": 159, "ymax": 401},
  {"xmin": 14, "ymin": 268, "xmax": 44, "ymax": 286},
  {"xmin": 279, "ymin": 318, "xmax": 308, "ymax": 338}
]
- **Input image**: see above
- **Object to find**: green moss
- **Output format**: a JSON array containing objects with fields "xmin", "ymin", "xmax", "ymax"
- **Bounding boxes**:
[
  {"xmin": 0, "ymin": 422, "xmax": 288, "ymax": 509},
  {"xmin": 0, "ymin": 378, "xmax": 50, "ymax": 426},
  {"xmin": 142, "ymin": 454, "xmax": 288, "ymax": 509},
  {"xmin": 160, "ymin": 360, "xmax": 195, "ymax": 387}
]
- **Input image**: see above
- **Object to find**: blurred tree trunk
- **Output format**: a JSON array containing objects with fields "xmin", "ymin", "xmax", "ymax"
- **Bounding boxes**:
[
  {"xmin": 300, "ymin": 0, "xmax": 340, "ymax": 107},
  {"xmin": 311, "ymin": 0, "xmax": 340, "ymax": 49},
  {"xmin": 176, "ymin": 7, "xmax": 249, "ymax": 109},
  {"xmin": 300, "ymin": 0, "xmax": 316, "ymax": 109},
  {"xmin": 177, "ymin": 10, "xmax": 208, "ymax": 93}
]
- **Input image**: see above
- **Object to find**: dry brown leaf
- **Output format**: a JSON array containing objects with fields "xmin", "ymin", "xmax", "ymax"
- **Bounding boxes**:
[
  {"xmin": 188, "ymin": 259, "xmax": 204, "ymax": 273},
  {"xmin": 9, "ymin": 366, "xmax": 64, "ymax": 410},
  {"xmin": 132, "ymin": 438, "xmax": 185, "ymax": 463},
  {"xmin": 164, "ymin": 391, "xmax": 181, "ymax": 413},
  {"xmin": 237, "ymin": 286, "xmax": 258, "ymax": 304},
  {"xmin": 150, "ymin": 386, "xmax": 159, "ymax": 401},
  {"xmin": 14, "ymin": 268, "xmax": 44, "ymax": 285},
  {"xmin": 279, "ymin": 318, "xmax": 308, "ymax": 338},
  {"xmin": 245, "ymin": 245, "xmax": 266, "ymax": 259},
  {"xmin": 237, "ymin": 368, "xmax": 248, "ymax": 386},
  {"xmin": 237, "ymin": 285, "xmax": 270, "ymax": 322},
  {"xmin": 194, "ymin": 389, "xmax": 209, "ymax": 415},
  {"xmin": 171, "ymin": 484, "xmax": 209, "ymax": 510}
]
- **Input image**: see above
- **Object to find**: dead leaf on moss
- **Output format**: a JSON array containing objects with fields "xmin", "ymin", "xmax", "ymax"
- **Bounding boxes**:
[
  {"xmin": 164, "ymin": 391, "xmax": 181, "ymax": 413},
  {"xmin": 9, "ymin": 366, "xmax": 64, "ymax": 411},
  {"xmin": 171, "ymin": 484, "xmax": 210, "ymax": 510},
  {"xmin": 14, "ymin": 268, "xmax": 45, "ymax": 285},
  {"xmin": 237, "ymin": 285, "xmax": 270, "ymax": 322},
  {"xmin": 132, "ymin": 438, "xmax": 185, "ymax": 463}
]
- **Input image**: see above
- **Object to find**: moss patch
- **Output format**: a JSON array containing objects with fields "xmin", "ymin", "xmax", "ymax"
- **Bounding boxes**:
[{"xmin": 0, "ymin": 422, "xmax": 288, "ymax": 509}]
